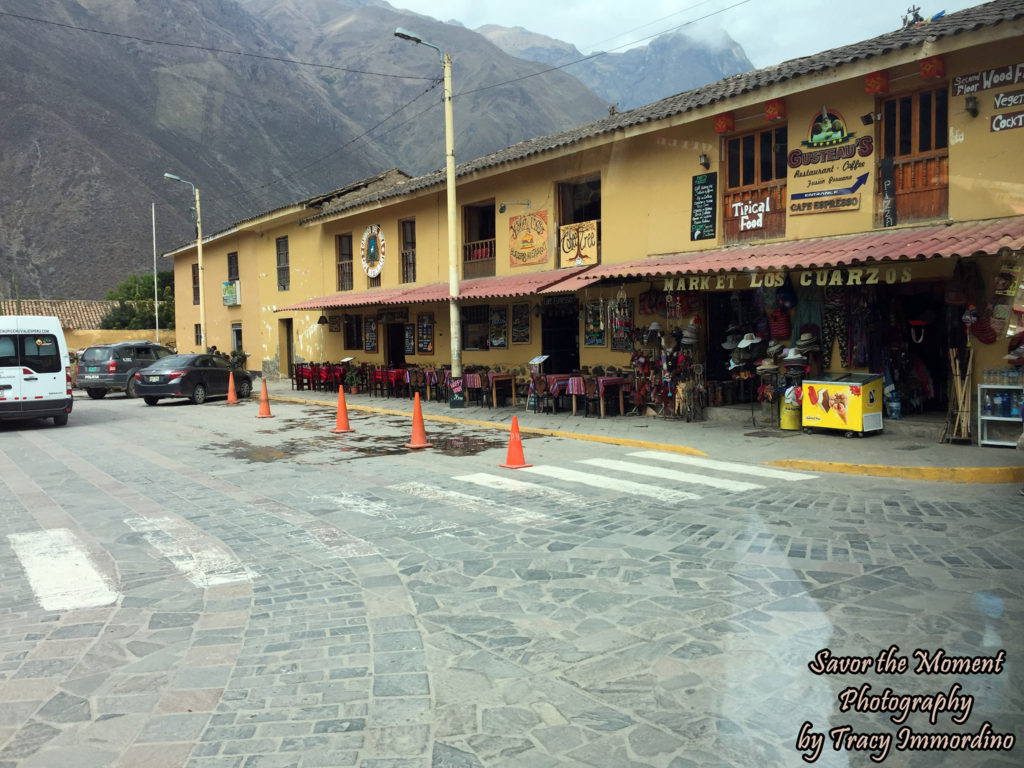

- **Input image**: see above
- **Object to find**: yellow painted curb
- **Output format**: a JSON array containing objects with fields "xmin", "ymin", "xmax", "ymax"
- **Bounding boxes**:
[
  {"xmin": 272, "ymin": 395, "xmax": 707, "ymax": 457},
  {"xmin": 767, "ymin": 459, "xmax": 1024, "ymax": 484}
]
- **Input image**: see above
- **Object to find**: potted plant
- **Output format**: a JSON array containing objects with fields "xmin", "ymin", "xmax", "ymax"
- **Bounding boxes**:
[{"xmin": 344, "ymin": 368, "xmax": 362, "ymax": 394}]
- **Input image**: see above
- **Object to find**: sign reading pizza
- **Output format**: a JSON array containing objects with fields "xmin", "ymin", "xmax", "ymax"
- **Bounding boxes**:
[{"xmin": 360, "ymin": 224, "xmax": 386, "ymax": 278}]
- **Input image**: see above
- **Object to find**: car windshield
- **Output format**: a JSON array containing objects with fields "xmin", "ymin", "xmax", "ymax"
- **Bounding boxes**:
[
  {"xmin": 81, "ymin": 347, "xmax": 115, "ymax": 362},
  {"xmin": 149, "ymin": 354, "xmax": 198, "ymax": 370}
]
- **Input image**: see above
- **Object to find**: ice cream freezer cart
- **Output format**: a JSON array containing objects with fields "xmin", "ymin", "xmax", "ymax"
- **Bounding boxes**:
[{"xmin": 801, "ymin": 373, "xmax": 884, "ymax": 437}]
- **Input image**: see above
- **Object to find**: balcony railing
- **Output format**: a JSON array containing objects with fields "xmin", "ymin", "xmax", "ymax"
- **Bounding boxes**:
[{"xmin": 463, "ymin": 238, "xmax": 496, "ymax": 279}]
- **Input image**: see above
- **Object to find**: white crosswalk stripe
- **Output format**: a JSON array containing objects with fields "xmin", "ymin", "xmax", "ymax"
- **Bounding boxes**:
[
  {"xmin": 395, "ymin": 481, "xmax": 553, "ymax": 526},
  {"xmin": 9, "ymin": 529, "xmax": 119, "ymax": 611},
  {"xmin": 627, "ymin": 451, "xmax": 818, "ymax": 481},
  {"xmin": 125, "ymin": 516, "xmax": 256, "ymax": 588},
  {"xmin": 520, "ymin": 465, "xmax": 702, "ymax": 502},
  {"xmin": 578, "ymin": 457, "xmax": 764, "ymax": 492}
]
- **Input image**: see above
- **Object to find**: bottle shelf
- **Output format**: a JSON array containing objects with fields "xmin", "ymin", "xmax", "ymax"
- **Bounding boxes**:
[{"xmin": 978, "ymin": 384, "xmax": 1023, "ymax": 447}]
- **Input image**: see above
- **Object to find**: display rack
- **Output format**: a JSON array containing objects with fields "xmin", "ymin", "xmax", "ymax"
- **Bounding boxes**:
[{"xmin": 977, "ymin": 384, "xmax": 1024, "ymax": 447}]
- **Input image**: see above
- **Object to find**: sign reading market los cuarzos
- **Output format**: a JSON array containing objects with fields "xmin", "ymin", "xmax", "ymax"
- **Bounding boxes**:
[
  {"xmin": 788, "ymin": 105, "xmax": 874, "ymax": 215},
  {"xmin": 509, "ymin": 210, "xmax": 549, "ymax": 267}
]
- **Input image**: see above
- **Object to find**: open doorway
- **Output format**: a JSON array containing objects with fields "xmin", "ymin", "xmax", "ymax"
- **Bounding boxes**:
[
  {"xmin": 541, "ymin": 297, "xmax": 579, "ymax": 374},
  {"xmin": 386, "ymin": 323, "xmax": 406, "ymax": 368},
  {"xmin": 279, "ymin": 318, "xmax": 293, "ymax": 377}
]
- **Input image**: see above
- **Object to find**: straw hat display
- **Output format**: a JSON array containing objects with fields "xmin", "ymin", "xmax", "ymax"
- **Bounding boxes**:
[
  {"xmin": 737, "ymin": 333, "xmax": 762, "ymax": 348},
  {"xmin": 795, "ymin": 332, "xmax": 819, "ymax": 352},
  {"xmin": 782, "ymin": 348, "xmax": 808, "ymax": 367},
  {"xmin": 721, "ymin": 334, "xmax": 741, "ymax": 350}
]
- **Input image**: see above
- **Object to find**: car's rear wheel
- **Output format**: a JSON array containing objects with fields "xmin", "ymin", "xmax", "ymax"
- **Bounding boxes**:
[
  {"xmin": 191, "ymin": 383, "xmax": 207, "ymax": 405},
  {"xmin": 52, "ymin": 414, "xmax": 68, "ymax": 426},
  {"xmin": 86, "ymin": 388, "xmax": 107, "ymax": 399},
  {"xmin": 125, "ymin": 376, "xmax": 138, "ymax": 398},
  {"xmin": 144, "ymin": 396, "xmax": 160, "ymax": 406},
  {"xmin": 237, "ymin": 379, "xmax": 252, "ymax": 399}
]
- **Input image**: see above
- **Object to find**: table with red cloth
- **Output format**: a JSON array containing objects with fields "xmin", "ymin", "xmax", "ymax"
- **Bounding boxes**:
[
  {"xmin": 597, "ymin": 375, "xmax": 631, "ymax": 418},
  {"xmin": 463, "ymin": 372, "xmax": 484, "ymax": 404},
  {"xmin": 565, "ymin": 375, "xmax": 587, "ymax": 415},
  {"xmin": 487, "ymin": 372, "xmax": 516, "ymax": 408}
]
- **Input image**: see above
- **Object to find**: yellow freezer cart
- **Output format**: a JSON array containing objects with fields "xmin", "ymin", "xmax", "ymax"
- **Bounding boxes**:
[{"xmin": 801, "ymin": 373, "xmax": 883, "ymax": 437}]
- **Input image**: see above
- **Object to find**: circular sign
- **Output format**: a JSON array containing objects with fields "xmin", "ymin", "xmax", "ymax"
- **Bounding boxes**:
[{"xmin": 360, "ymin": 224, "xmax": 385, "ymax": 278}]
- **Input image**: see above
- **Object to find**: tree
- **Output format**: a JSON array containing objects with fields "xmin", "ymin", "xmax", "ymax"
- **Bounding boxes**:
[{"xmin": 99, "ymin": 272, "xmax": 175, "ymax": 330}]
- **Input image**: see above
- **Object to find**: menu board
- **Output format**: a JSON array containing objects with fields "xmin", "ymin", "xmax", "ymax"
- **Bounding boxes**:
[
  {"xmin": 489, "ymin": 306, "xmax": 508, "ymax": 348},
  {"xmin": 417, "ymin": 313, "xmax": 434, "ymax": 354},
  {"xmin": 363, "ymin": 317, "xmax": 377, "ymax": 353},
  {"xmin": 691, "ymin": 172, "xmax": 717, "ymax": 241},
  {"xmin": 404, "ymin": 323, "xmax": 415, "ymax": 355},
  {"xmin": 511, "ymin": 302, "xmax": 531, "ymax": 344},
  {"xmin": 584, "ymin": 301, "xmax": 606, "ymax": 346},
  {"xmin": 610, "ymin": 299, "xmax": 633, "ymax": 351}
]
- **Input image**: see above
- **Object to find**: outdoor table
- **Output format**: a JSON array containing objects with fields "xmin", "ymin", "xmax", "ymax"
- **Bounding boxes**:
[
  {"xmin": 598, "ymin": 375, "xmax": 629, "ymax": 418},
  {"xmin": 488, "ymin": 372, "xmax": 516, "ymax": 408},
  {"xmin": 464, "ymin": 372, "xmax": 484, "ymax": 404},
  {"xmin": 566, "ymin": 375, "xmax": 587, "ymax": 415},
  {"xmin": 424, "ymin": 369, "xmax": 438, "ymax": 401}
]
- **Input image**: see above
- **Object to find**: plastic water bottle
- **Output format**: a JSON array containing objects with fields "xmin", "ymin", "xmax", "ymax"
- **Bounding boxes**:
[
  {"xmin": 1012, "ymin": 392, "xmax": 1021, "ymax": 419},
  {"xmin": 992, "ymin": 390, "xmax": 1001, "ymax": 416},
  {"xmin": 984, "ymin": 392, "xmax": 993, "ymax": 415}
]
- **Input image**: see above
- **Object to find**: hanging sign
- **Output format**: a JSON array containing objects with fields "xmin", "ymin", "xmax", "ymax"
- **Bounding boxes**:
[
  {"xmin": 560, "ymin": 220, "xmax": 599, "ymax": 266},
  {"xmin": 509, "ymin": 210, "xmax": 549, "ymax": 266},
  {"xmin": 360, "ymin": 224, "xmax": 386, "ymax": 278}
]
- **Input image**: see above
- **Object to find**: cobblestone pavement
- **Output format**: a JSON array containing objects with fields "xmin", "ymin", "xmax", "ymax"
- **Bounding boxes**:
[{"xmin": 0, "ymin": 397, "xmax": 1020, "ymax": 767}]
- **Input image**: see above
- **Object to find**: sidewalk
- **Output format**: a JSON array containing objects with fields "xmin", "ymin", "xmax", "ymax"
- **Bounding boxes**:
[{"xmin": 264, "ymin": 378, "xmax": 1024, "ymax": 484}]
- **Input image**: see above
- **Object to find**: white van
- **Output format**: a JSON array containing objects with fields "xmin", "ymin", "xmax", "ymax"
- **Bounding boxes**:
[{"xmin": 0, "ymin": 315, "xmax": 73, "ymax": 426}]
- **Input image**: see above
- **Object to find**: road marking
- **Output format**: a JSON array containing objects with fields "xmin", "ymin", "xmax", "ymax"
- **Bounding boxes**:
[
  {"xmin": 521, "ymin": 466, "xmax": 701, "ymax": 502},
  {"xmin": 394, "ymin": 482, "xmax": 552, "ymax": 526},
  {"xmin": 580, "ymin": 457, "xmax": 764, "ymax": 492},
  {"xmin": 628, "ymin": 451, "xmax": 818, "ymax": 481},
  {"xmin": 125, "ymin": 516, "xmax": 255, "ymax": 588},
  {"xmin": 8, "ymin": 529, "xmax": 119, "ymax": 611}
]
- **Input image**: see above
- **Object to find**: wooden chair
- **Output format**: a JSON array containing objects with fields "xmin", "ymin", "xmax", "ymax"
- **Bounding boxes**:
[
  {"xmin": 584, "ymin": 376, "xmax": 601, "ymax": 417},
  {"xmin": 532, "ymin": 375, "xmax": 555, "ymax": 414}
]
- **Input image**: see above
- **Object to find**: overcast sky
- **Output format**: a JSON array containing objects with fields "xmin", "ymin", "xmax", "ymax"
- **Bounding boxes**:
[{"xmin": 391, "ymin": 0, "xmax": 981, "ymax": 68}]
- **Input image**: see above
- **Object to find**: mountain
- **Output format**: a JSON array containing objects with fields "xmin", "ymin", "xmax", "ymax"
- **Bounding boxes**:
[
  {"xmin": 476, "ymin": 25, "xmax": 753, "ymax": 112},
  {"xmin": 0, "ymin": 0, "xmax": 609, "ymax": 300}
]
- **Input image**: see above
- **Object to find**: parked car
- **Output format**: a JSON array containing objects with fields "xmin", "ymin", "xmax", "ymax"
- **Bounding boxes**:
[
  {"xmin": 0, "ymin": 315, "xmax": 73, "ymax": 426},
  {"xmin": 77, "ymin": 341, "xmax": 173, "ymax": 399},
  {"xmin": 134, "ymin": 353, "xmax": 253, "ymax": 405}
]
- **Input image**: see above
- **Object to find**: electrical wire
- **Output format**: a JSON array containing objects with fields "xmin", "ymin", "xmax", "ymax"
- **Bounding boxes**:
[{"xmin": 0, "ymin": 9, "xmax": 434, "ymax": 80}]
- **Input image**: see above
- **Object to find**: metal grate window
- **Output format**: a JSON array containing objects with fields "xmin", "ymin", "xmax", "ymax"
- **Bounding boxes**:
[
  {"xmin": 337, "ymin": 234, "xmax": 353, "ymax": 291},
  {"xmin": 192, "ymin": 263, "xmax": 200, "ymax": 305},
  {"xmin": 276, "ymin": 236, "xmax": 290, "ymax": 291},
  {"xmin": 227, "ymin": 252, "xmax": 239, "ymax": 282},
  {"xmin": 400, "ymin": 219, "xmax": 416, "ymax": 284},
  {"xmin": 194, "ymin": 323, "xmax": 202, "ymax": 346}
]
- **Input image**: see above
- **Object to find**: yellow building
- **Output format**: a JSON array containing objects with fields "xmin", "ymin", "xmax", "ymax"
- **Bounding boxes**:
[{"xmin": 170, "ymin": 1, "xmax": 1024, "ymax": 423}]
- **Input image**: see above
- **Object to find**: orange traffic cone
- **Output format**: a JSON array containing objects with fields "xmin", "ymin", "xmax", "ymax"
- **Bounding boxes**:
[
  {"xmin": 255, "ymin": 378, "xmax": 274, "ymax": 418},
  {"xmin": 500, "ymin": 416, "xmax": 532, "ymax": 468},
  {"xmin": 226, "ymin": 370, "xmax": 239, "ymax": 406},
  {"xmin": 404, "ymin": 392, "xmax": 433, "ymax": 449},
  {"xmin": 331, "ymin": 386, "xmax": 354, "ymax": 433}
]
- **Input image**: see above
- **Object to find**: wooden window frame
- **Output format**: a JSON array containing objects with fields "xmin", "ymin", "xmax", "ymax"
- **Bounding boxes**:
[
  {"xmin": 722, "ymin": 124, "xmax": 787, "ymax": 244},
  {"xmin": 337, "ymin": 234, "xmax": 353, "ymax": 291},
  {"xmin": 276, "ymin": 236, "xmax": 290, "ymax": 291}
]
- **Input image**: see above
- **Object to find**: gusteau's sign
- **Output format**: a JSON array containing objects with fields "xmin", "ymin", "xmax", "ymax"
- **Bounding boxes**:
[
  {"xmin": 952, "ymin": 61, "xmax": 1024, "ymax": 95},
  {"xmin": 509, "ymin": 210, "xmax": 549, "ymax": 267},
  {"xmin": 662, "ymin": 266, "xmax": 912, "ymax": 292},
  {"xmin": 560, "ymin": 219, "xmax": 599, "ymax": 266}
]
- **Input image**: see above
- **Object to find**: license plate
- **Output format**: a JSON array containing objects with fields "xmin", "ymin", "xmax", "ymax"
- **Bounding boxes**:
[
  {"xmin": 87, "ymin": 366, "xmax": 98, "ymax": 372},
  {"xmin": 148, "ymin": 376, "xmax": 160, "ymax": 382},
  {"xmin": 82, "ymin": 374, "xmax": 98, "ymax": 379}
]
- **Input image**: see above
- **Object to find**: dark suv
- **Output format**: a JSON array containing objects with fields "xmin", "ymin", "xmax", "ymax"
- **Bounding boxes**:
[{"xmin": 77, "ymin": 341, "xmax": 173, "ymax": 399}]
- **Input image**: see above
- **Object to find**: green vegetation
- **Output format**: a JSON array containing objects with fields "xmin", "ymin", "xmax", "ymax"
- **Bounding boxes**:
[{"xmin": 100, "ymin": 272, "xmax": 175, "ymax": 330}]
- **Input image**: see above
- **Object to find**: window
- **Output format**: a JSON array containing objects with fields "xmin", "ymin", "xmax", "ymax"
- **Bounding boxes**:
[
  {"xmin": 20, "ymin": 334, "xmax": 61, "ymax": 373},
  {"xmin": 461, "ymin": 305, "xmax": 489, "ymax": 351},
  {"xmin": 276, "ymin": 236, "xmax": 290, "ymax": 291},
  {"xmin": 344, "ymin": 314, "xmax": 363, "ymax": 350},
  {"xmin": 400, "ymin": 220, "xmax": 416, "ymax": 284},
  {"xmin": 227, "ymin": 252, "xmax": 239, "ymax": 282},
  {"xmin": 723, "ymin": 125, "xmax": 787, "ymax": 242},
  {"xmin": 0, "ymin": 336, "xmax": 16, "ymax": 367},
  {"xmin": 192, "ymin": 263, "xmax": 200, "ymax": 305},
  {"xmin": 135, "ymin": 347, "xmax": 156, "ymax": 362},
  {"xmin": 463, "ymin": 202, "xmax": 496, "ymax": 279},
  {"xmin": 368, "ymin": 274, "xmax": 381, "ymax": 288},
  {"xmin": 194, "ymin": 323, "xmax": 202, "ymax": 346},
  {"xmin": 557, "ymin": 177, "xmax": 601, "ymax": 267},
  {"xmin": 337, "ymin": 234, "xmax": 353, "ymax": 291},
  {"xmin": 878, "ymin": 86, "xmax": 948, "ymax": 223}
]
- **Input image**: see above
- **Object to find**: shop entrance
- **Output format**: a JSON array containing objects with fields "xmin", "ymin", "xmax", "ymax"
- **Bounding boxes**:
[
  {"xmin": 878, "ymin": 280, "xmax": 950, "ymax": 415},
  {"xmin": 385, "ymin": 323, "xmax": 406, "ymax": 368},
  {"xmin": 541, "ymin": 297, "xmax": 579, "ymax": 374}
]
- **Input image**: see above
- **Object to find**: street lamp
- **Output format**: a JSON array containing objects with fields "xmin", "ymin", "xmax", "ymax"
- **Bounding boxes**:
[
  {"xmin": 394, "ymin": 27, "xmax": 464, "ymax": 407},
  {"xmin": 163, "ymin": 172, "xmax": 205, "ymax": 351}
]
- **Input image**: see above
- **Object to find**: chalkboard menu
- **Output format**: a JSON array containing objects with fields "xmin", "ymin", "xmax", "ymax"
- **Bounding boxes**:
[
  {"xmin": 363, "ymin": 317, "xmax": 377, "ymax": 353},
  {"xmin": 511, "ymin": 302, "xmax": 530, "ymax": 344},
  {"xmin": 691, "ymin": 172, "xmax": 717, "ymax": 241},
  {"xmin": 417, "ymin": 313, "xmax": 434, "ymax": 354},
  {"xmin": 404, "ymin": 323, "xmax": 415, "ymax": 355}
]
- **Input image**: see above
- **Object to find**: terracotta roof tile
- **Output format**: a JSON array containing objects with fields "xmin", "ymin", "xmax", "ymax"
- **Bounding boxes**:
[{"xmin": 0, "ymin": 300, "xmax": 119, "ymax": 330}]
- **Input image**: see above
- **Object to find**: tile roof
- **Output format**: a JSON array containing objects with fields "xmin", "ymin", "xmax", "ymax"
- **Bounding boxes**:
[
  {"xmin": 307, "ymin": 0, "xmax": 1024, "ymax": 218},
  {"xmin": 276, "ymin": 266, "xmax": 596, "ymax": 312},
  {"xmin": 574, "ymin": 216, "xmax": 1024, "ymax": 281},
  {"xmin": 0, "ymin": 300, "xmax": 119, "ymax": 330}
]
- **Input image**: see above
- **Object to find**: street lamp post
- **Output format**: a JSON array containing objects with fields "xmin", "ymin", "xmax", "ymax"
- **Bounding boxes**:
[
  {"xmin": 163, "ymin": 173, "xmax": 205, "ymax": 351},
  {"xmin": 394, "ymin": 27, "xmax": 464, "ymax": 408}
]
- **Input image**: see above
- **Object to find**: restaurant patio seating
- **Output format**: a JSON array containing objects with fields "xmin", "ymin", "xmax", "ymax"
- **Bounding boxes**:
[
  {"xmin": 584, "ymin": 377, "xmax": 601, "ymax": 417},
  {"xmin": 532, "ymin": 374, "xmax": 555, "ymax": 414}
]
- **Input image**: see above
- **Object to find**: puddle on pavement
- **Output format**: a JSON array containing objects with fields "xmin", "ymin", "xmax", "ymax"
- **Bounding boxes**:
[{"xmin": 206, "ymin": 411, "xmax": 511, "ymax": 462}]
